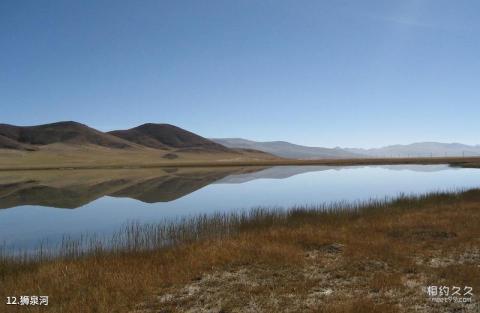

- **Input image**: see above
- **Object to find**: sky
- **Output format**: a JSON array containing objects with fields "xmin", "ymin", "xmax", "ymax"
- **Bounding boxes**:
[{"xmin": 1, "ymin": 0, "xmax": 479, "ymax": 148}]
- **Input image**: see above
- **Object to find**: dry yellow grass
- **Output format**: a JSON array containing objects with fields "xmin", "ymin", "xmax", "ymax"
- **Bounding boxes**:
[
  {"xmin": 1, "ymin": 146, "xmax": 480, "ymax": 171},
  {"xmin": 1, "ymin": 190, "xmax": 479, "ymax": 312},
  {"xmin": 0, "ymin": 145, "xmax": 277, "ymax": 170}
]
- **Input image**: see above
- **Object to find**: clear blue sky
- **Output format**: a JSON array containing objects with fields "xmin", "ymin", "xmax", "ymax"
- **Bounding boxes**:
[{"xmin": 1, "ymin": 0, "xmax": 479, "ymax": 148}]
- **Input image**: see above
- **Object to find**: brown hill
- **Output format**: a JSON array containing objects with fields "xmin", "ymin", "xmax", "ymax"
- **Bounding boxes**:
[
  {"xmin": 0, "ymin": 121, "xmax": 135, "ymax": 149},
  {"xmin": 0, "ymin": 122, "xmax": 275, "ymax": 165},
  {"xmin": 109, "ymin": 123, "xmax": 229, "ymax": 151},
  {"xmin": 0, "ymin": 134, "xmax": 37, "ymax": 151}
]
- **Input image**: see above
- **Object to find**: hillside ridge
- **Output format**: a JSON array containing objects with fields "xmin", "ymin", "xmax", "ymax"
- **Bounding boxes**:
[
  {"xmin": 109, "ymin": 123, "xmax": 228, "ymax": 151},
  {"xmin": 0, "ymin": 121, "xmax": 134, "ymax": 149},
  {"xmin": 0, "ymin": 121, "xmax": 234, "ymax": 154}
]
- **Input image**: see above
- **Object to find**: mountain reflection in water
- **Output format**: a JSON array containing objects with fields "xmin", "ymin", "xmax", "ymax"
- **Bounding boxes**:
[
  {"xmin": 0, "ymin": 164, "xmax": 462, "ymax": 210},
  {"xmin": 0, "ymin": 167, "xmax": 270, "ymax": 209}
]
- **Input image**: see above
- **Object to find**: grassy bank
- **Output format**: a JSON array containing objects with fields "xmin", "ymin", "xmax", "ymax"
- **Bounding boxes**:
[
  {"xmin": 1, "ymin": 190, "xmax": 480, "ymax": 312},
  {"xmin": 1, "ymin": 155, "xmax": 480, "ymax": 171}
]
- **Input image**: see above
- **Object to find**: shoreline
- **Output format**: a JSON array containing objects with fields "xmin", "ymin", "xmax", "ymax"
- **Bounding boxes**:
[
  {"xmin": 1, "ymin": 189, "xmax": 479, "ymax": 312},
  {"xmin": 1, "ymin": 156, "xmax": 480, "ymax": 171}
]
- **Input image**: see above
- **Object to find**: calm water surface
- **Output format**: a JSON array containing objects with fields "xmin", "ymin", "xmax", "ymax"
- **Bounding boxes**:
[{"xmin": 1, "ymin": 165, "xmax": 479, "ymax": 249}]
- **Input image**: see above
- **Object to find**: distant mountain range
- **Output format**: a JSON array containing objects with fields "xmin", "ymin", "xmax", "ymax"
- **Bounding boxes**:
[
  {"xmin": 212, "ymin": 138, "xmax": 480, "ymax": 159},
  {"xmin": 345, "ymin": 142, "xmax": 480, "ymax": 158},
  {"xmin": 211, "ymin": 138, "xmax": 363, "ymax": 159},
  {"xmin": 2, "ymin": 122, "xmax": 479, "ymax": 160}
]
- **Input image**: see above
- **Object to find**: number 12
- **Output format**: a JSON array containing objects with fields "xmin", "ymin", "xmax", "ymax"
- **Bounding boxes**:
[{"xmin": 6, "ymin": 297, "xmax": 17, "ymax": 305}]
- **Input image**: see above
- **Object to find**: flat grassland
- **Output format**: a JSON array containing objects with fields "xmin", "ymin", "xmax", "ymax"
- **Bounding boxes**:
[
  {"xmin": 0, "ymin": 145, "xmax": 277, "ymax": 170},
  {"xmin": 1, "ymin": 190, "xmax": 479, "ymax": 312},
  {"xmin": 1, "ymin": 146, "xmax": 480, "ymax": 170}
]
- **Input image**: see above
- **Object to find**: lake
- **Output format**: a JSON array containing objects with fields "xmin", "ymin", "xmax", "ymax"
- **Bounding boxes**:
[{"xmin": 1, "ymin": 164, "xmax": 479, "ymax": 250}]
